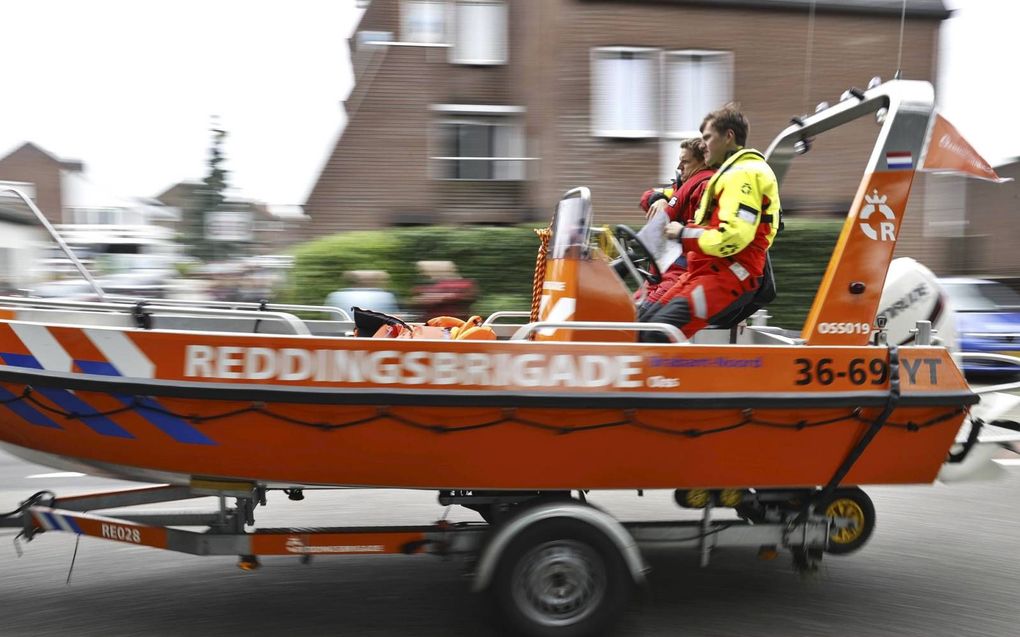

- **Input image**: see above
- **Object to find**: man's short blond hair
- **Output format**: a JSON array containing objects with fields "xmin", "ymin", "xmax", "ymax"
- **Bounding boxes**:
[{"xmin": 701, "ymin": 103, "xmax": 749, "ymax": 147}]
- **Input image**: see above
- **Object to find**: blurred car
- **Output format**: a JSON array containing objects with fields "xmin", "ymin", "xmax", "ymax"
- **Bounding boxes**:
[
  {"xmin": 939, "ymin": 277, "xmax": 1020, "ymax": 375},
  {"xmin": 325, "ymin": 288, "xmax": 400, "ymax": 317},
  {"xmin": 29, "ymin": 278, "xmax": 99, "ymax": 300},
  {"xmin": 325, "ymin": 270, "xmax": 400, "ymax": 317}
]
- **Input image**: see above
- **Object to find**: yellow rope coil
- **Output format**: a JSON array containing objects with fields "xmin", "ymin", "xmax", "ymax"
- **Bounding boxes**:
[{"xmin": 530, "ymin": 226, "xmax": 552, "ymax": 323}]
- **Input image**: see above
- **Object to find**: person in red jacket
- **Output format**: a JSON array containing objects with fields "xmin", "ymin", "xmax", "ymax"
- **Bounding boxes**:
[
  {"xmin": 639, "ymin": 105, "xmax": 781, "ymax": 339},
  {"xmin": 641, "ymin": 138, "xmax": 716, "ymax": 303},
  {"xmin": 411, "ymin": 260, "xmax": 477, "ymax": 320}
]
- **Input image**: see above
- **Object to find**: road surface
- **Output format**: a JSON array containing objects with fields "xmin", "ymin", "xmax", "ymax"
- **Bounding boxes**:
[{"xmin": 1, "ymin": 450, "xmax": 1019, "ymax": 636}]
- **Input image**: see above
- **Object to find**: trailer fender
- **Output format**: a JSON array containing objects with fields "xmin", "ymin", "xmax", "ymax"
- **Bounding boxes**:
[{"xmin": 471, "ymin": 500, "xmax": 648, "ymax": 592}]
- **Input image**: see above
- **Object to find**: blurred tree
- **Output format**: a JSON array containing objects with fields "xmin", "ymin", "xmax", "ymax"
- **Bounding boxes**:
[{"xmin": 184, "ymin": 119, "xmax": 231, "ymax": 261}]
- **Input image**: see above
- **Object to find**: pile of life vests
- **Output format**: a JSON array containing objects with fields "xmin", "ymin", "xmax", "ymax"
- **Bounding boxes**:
[{"xmin": 353, "ymin": 307, "xmax": 496, "ymax": 340}]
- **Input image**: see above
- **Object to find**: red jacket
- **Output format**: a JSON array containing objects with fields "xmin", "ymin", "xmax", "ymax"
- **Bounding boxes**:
[
  {"xmin": 411, "ymin": 278, "xmax": 477, "ymax": 319},
  {"xmin": 664, "ymin": 168, "xmax": 715, "ymax": 224},
  {"xmin": 639, "ymin": 183, "xmax": 676, "ymax": 212}
]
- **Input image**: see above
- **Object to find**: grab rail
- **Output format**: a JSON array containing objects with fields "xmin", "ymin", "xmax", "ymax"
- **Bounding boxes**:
[
  {"xmin": 104, "ymin": 295, "xmax": 352, "ymax": 322},
  {"xmin": 0, "ymin": 187, "xmax": 106, "ymax": 300},
  {"xmin": 510, "ymin": 321, "xmax": 685, "ymax": 343},
  {"xmin": 483, "ymin": 311, "xmax": 532, "ymax": 325},
  {"xmin": 0, "ymin": 296, "xmax": 310, "ymax": 335}
]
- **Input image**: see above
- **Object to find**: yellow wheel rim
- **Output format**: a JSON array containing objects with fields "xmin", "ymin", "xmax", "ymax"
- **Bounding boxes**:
[
  {"xmin": 825, "ymin": 498, "xmax": 865, "ymax": 545},
  {"xmin": 686, "ymin": 489, "xmax": 710, "ymax": 508}
]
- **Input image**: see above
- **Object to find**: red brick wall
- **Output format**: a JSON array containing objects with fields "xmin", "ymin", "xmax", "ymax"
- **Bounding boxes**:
[
  {"xmin": 0, "ymin": 144, "xmax": 66, "ymax": 224},
  {"xmin": 307, "ymin": 0, "xmax": 942, "ymax": 238},
  {"xmin": 545, "ymin": 2, "xmax": 941, "ymax": 227},
  {"xmin": 305, "ymin": 0, "xmax": 532, "ymax": 237}
]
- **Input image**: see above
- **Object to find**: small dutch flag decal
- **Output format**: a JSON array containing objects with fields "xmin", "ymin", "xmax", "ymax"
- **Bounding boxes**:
[{"xmin": 886, "ymin": 151, "xmax": 913, "ymax": 170}]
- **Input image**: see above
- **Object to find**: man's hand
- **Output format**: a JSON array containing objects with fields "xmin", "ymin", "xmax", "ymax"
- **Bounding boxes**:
[
  {"xmin": 665, "ymin": 221, "xmax": 683, "ymax": 240},
  {"xmin": 646, "ymin": 198, "xmax": 668, "ymax": 221}
]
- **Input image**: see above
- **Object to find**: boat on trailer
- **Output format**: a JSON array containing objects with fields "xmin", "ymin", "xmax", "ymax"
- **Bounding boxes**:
[{"xmin": 2, "ymin": 79, "xmax": 1017, "ymax": 637}]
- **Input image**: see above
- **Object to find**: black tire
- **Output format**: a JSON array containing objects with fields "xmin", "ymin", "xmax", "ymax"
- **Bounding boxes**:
[
  {"xmin": 822, "ymin": 488, "xmax": 876, "ymax": 555},
  {"xmin": 735, "ymin": 502, "xmax": 766, "ymax": 523},
  {"xmin": 492, "ymin": 518, "xmax": 633, "ymax": 637}
]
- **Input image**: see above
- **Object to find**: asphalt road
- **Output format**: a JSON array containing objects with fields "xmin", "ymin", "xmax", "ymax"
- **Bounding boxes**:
[{"xmin": 1, "ymin": 450, "xmax": 1019, "ymax": 637}]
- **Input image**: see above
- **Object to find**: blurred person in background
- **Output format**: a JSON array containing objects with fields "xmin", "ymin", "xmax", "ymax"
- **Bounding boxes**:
[
  {"xmin": 325, "ymin": 270, "xmax": 400, "ymax": 316},
  {"xmin": 238, "ymin": 265, "xmax": 275, "ymax": 302},
  {"xmin": 411, "ymin": 260, "xmax": 476, "ymax": 320},
  {"xmin": 641, "ymin": 138, "xmax": 716, "ymax": 303},
  {"xmin": 639, "ymin": 105, "xmax": 781, "ymax": 338}
]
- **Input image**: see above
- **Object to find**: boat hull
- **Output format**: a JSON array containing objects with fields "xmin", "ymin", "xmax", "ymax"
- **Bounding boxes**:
[{"xmin": 0, "ymin": 322, "xmax": 974, "ymax": 489}]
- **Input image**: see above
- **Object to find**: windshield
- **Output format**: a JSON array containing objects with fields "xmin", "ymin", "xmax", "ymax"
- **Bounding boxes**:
[
  {"xmin": 549, "ymin": 192, "xmax": 591, "ymax": 259},
  {"xmin": 942, "ymin": 281, "xmax": 1020, "ymax": 312}
]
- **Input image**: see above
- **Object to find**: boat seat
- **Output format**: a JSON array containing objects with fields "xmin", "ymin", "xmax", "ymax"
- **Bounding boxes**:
[{"xmin": 705, "ymin": 254, "xmax": 777, "ymax": 334}]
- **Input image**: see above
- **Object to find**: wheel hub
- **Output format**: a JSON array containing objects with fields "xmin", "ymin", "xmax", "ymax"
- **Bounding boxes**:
[
  {"xmin": 513, "ymin": 540, "xmax": 606, "ymax": 627},
  {"xmin": 826, "ymin": 498, "xmax": 865, "ymax": 544}
]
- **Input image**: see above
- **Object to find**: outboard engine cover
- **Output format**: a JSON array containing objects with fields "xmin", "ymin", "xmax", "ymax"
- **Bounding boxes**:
[{"xmin": 877, "ymin": 257, "xmax": 957, "ymax": 350}]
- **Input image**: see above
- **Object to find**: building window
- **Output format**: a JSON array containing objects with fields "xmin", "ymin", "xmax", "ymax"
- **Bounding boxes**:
[
  {"xmin": 663, "ymin": 50, "xmax": 733, "ymax": 138},
  {"xmin": 451, "ymin": 0, "xmax": 507, "ymax": 65},
  {"xmin": 660, "ymin": 51, "xmax": 733, "ymax": 179},
  {"xmin": 432, "ymin": 105, "xmax": 527, "ymax": 180},
  {"xmin": 591, "ymin": 48, "xmax": 658, "ymax": 138},
  {"xmin": 402, "ymin": 0, "xmax": 446, "ymax": 44}
]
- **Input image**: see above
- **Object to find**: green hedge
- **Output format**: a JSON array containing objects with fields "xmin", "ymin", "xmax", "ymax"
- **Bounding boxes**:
[
  {"xmin": 284, "ymin": 226, "xmax": 539, "ymax": 314},
  {"xmin": 284, "ymin": 219, "xmax": 842, "ymax": 329},
  {"xmin": 767, "ymin": 218, "xmax": 843, "ymax": 329}
]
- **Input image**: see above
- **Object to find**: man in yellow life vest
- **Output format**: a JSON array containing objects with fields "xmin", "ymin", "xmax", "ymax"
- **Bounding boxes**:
[{"xmin": 638, "ymin": 104, "xmax": 781, "ymax": 339}]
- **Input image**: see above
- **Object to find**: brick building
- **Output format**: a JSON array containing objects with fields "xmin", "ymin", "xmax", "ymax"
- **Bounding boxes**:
[
  {"xmin": 915, "ymin": 158, "xmax": 1020, "ymax": 278},
  {"xmin": 0, "ymin": 143, "xmax": 85, "ymax": 225},
  {"xmin": 306, "ymin": 0, "xmax": 948, "ymax": 237}
]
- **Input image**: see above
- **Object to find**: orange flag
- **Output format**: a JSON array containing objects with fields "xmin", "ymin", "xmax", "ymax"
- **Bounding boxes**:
[{"xmin": 922, "ymin": 114, "xmax": 1011, "ymax": 182}]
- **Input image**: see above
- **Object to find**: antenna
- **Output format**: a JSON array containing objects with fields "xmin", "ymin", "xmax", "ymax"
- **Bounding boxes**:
[
  {"xmin": 895, "ymin": 0, "xmax": 907, "ymax": 79},
  {"xmin": 803, "ymin": 0, "xmax": 817, "ymax": 112}
]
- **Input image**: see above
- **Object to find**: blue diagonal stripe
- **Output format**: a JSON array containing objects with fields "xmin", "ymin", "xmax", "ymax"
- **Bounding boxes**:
[
  {"xmin": 42, "ymin": 511, "xmax": 62, "ymax": 531},
  {"xmin": 0, "ymin": 385, "xmax": 61, "ymax": 428},
  {"xmin": 1, "ymin": 353, "xmax": 134, "ymax": 439},
  {"xmin": 62, "ymin": 515, "xmax": 83, "ymax": 534},
  {"xmin": 76, "ymin": 360, "xmax": 215, "ymax": 446}
]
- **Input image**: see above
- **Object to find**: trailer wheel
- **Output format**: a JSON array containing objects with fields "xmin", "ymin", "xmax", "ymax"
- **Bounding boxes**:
[
  {"xmin": 823, "ymin": 488, "xmax": 875, "ymax": 555},
  {"xmin": 492, "ymin": 518, "xmax": 631, "ymax": 637}
]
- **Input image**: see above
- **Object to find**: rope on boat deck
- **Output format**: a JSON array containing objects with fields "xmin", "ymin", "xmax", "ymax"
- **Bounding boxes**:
[
  {"xmin": 530, "ymin": 225, "xmax": 552, "ymax": 325},
  {"xmin": 4, "ymin": 383, "xmax": 965, "ymax": 437}
]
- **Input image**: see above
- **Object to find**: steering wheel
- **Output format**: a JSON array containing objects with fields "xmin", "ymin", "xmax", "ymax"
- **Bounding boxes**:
[{"xmin": 612, "ymin": 224, "xmax": 661, "ymax": 285}]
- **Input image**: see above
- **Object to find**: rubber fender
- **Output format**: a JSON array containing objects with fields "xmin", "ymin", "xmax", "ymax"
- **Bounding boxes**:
[
  {"xmin": 411, "ymin": 325, "xmax": 449, "ymax": 339},
  {"xmin": 456, "ymin": 325, "xmax": 497, "ymax": 340},
  {"xmin": 373, "ymin": 324, "xmax": 409, "ymax": 338},
  {"xmin": 427, "ymin": 316, "xmax": 465, "ymax": 328}
]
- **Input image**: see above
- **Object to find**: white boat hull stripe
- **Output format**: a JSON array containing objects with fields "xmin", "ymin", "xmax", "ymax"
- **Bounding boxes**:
[
  {"xmin": 10, "ymin": 324, "xmax": 72, "ymax": 372},
  {"xmin": 85, "ymin": 329, "xmax": 155, "ymax": 379}
]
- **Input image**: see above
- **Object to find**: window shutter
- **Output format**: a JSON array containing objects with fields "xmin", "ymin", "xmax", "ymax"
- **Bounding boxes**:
[
  {"xmin": 592, "ymin": 49, "xmax": 657, "ymax": 137},
  {"xmin": 452, "ymin": 1, "xmax": 508, "ymax": 65}
]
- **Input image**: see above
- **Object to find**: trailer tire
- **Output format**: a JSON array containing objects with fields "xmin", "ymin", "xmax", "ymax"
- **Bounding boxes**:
[
  {"xmin": 823, "ymin": 488, "xmax": 875, "ymax": 555},
  {"xmin": 492, "ymin": 518, "xmax": 631, "ymax": 637}
]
